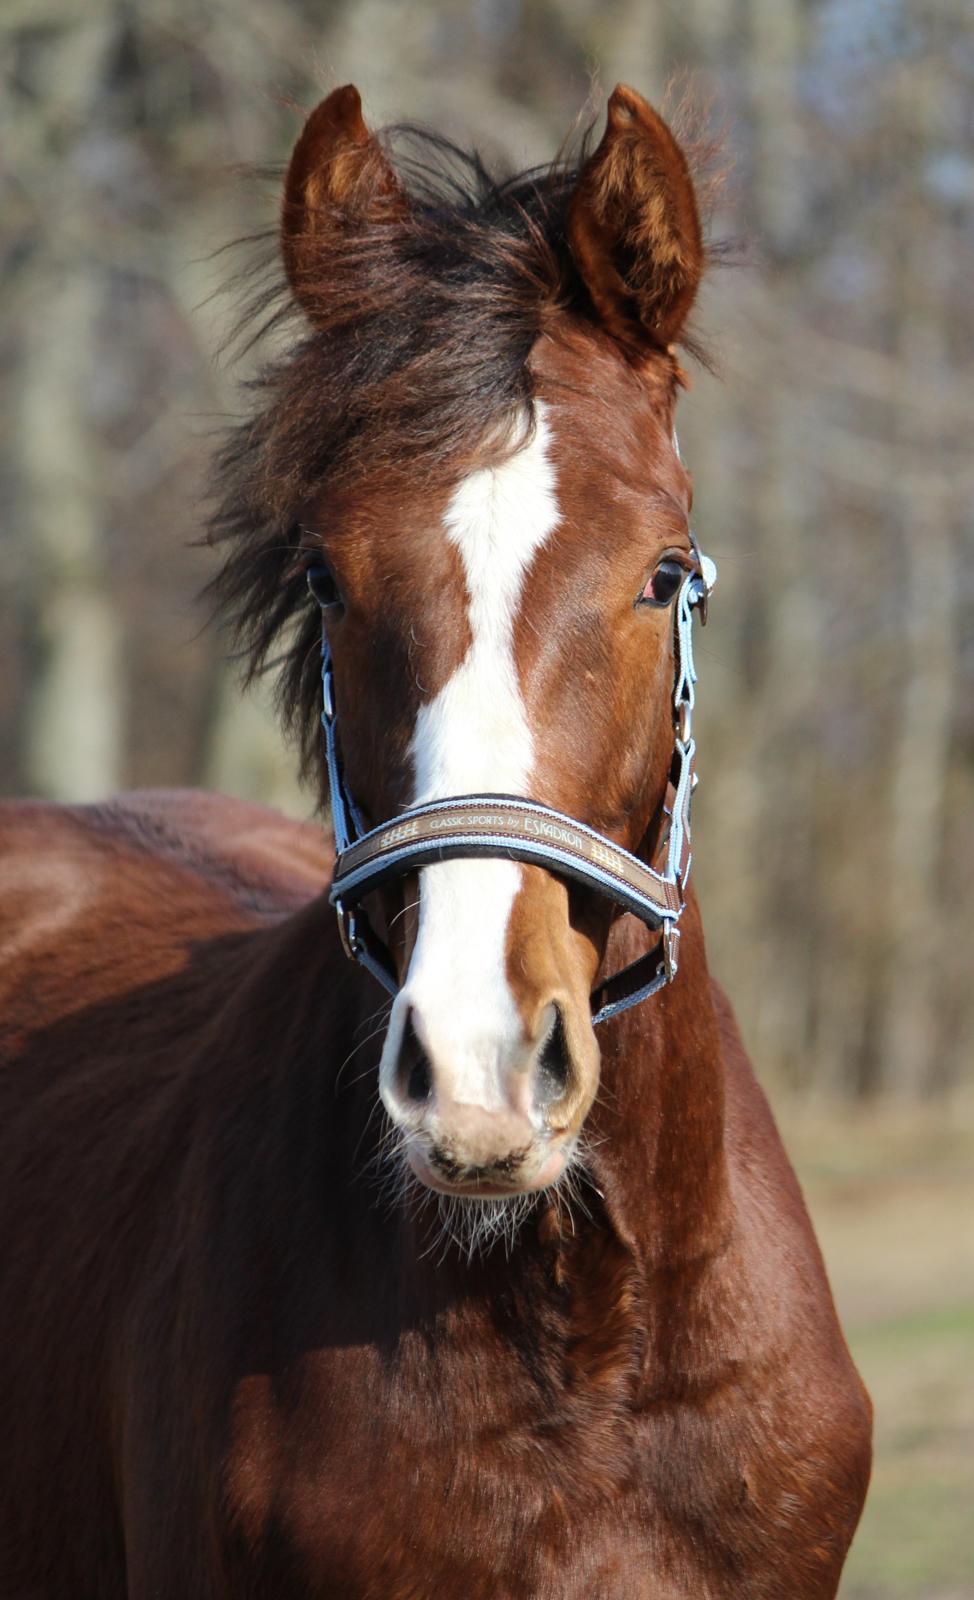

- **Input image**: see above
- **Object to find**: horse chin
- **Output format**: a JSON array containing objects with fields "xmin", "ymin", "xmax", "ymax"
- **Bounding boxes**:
[{"xmin": 405, "ymin": 1139, "xmax": 573, "ymax": 1201}]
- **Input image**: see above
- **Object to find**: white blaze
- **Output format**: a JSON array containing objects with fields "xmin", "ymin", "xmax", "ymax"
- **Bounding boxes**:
[{"xmin": 379, "ymin": 406, "xmax": 560, "ymax": 1112}]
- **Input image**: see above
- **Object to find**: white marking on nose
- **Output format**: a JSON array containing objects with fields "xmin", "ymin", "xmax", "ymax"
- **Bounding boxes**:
[{"xmin": 380, "ymin": 406, "xmax": 560, "ymax": 1116}]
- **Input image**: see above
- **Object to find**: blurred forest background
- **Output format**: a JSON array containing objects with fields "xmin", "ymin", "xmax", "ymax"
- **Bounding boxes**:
[{"xmin": 1, "ymin": 4, "xmax": 972, "ymax": 1595}]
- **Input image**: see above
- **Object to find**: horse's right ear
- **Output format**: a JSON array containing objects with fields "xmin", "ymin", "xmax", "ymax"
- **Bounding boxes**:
[{"xmin": 281, "ymin": 85, "xmax": 403, "ymax": 313}]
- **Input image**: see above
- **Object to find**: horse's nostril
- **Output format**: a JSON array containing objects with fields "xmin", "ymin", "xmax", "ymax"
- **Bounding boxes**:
[
  {"xmin": 399, "ymin": 1010, "xmax": 433, "ymax": 1104},
  {"xmin": 407, "ymin": 1054, "xmax": 432, "ymax": 1103},
  {"xmin": 535, "ymin": 1006, "xmax": 571, "ymax": 1105}
]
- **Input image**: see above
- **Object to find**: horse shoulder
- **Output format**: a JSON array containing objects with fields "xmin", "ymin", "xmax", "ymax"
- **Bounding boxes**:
[{"xmin": 0, "ymin": 790, "xmax": 329, "ymax": 1024}]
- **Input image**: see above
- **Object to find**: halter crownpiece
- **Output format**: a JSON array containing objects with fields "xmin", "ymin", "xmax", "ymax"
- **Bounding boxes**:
[{"xmin": 312, "ymin": 544, "xmax": 716, "ymax": 1026}]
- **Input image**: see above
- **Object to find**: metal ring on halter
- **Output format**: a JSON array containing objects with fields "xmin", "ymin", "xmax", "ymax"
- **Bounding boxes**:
[{"xmin": 309, "ymin": 548, "xmax": 715, "ymax": 1024}]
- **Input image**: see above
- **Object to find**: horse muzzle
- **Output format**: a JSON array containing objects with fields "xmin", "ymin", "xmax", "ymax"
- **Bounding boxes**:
[{"xmin": 379, "ymin": 991, "xmax": 593, "ymax": 1198}]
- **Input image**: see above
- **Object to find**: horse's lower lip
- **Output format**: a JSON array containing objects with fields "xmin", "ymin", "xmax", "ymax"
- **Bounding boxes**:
[{"xmin": 406, "ymin": 1144, "xmax": 569, "ymax": 1199}]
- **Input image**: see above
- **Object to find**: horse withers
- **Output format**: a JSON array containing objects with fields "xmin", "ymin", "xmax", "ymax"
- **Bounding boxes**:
[{"xmin": 0, "ymin": 85, "xmax": 871, "ymax": 1598}]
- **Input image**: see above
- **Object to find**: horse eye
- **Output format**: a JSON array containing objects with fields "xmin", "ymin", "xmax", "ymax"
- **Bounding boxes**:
[
  {"xmin": 639, "ymin": 559, "xmax": 686, "ymax": 609},
  {"xmin": 306, "ymin": 564, "xmax": 342, "ymax": 610}
]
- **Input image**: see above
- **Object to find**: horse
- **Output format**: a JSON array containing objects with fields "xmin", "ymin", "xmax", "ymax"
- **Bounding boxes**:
[{"xmin": 0, "ymin": 84, "xmax": 871, "ymax": 1598}]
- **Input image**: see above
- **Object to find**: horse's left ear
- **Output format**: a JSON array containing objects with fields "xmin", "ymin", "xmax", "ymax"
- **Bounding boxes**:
[
  {"xmin": 567, "ymin": 85, "xmax": 703, "ymax": 357},
  {"xmin": 281, "ymin": 84, "xmax": 403, "ymax": 312}
]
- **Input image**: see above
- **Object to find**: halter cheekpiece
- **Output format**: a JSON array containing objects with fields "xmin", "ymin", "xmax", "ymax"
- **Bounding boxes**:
[{"xmin": 311, "ymin": 544, "xmax": 716, "ymax": 1026}]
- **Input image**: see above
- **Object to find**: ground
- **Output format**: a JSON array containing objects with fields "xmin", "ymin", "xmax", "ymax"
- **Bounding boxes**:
[{"xmin": 777, "ymin": 1097, "xmax": 974, "ymax": 1600}]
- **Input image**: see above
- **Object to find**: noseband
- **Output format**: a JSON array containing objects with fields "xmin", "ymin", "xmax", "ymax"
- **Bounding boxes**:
[{"xmin": 312, "ymin": 547, "xmax": 716, "ymax": 1026}]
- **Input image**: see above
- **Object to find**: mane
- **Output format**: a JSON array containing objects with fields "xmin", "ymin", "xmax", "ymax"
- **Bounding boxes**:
[{"xmin": 205, "ymin": 112, "xmax": 721, "ymax": 796}]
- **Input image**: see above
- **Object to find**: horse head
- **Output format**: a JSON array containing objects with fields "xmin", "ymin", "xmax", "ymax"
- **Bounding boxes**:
[{"xmin": 218, "ymin": 83, "xmax": 707, "ymax": 1203}]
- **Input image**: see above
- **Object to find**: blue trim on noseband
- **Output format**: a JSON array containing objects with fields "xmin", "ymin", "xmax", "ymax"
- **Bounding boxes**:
[{"xmin": 330, "ymin": 832, "xmax": 681, "ymax": 927}]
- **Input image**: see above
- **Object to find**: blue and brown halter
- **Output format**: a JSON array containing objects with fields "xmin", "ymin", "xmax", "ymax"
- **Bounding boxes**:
[{"xmin": 310, "ymin": 545, "xmax": 716, "ymax": 1025}]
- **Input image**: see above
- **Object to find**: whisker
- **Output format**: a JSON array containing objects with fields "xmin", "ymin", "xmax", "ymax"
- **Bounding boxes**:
[
  {"xmin": 352, "ymin": 1092, "xmax": 393, "ymax": 1169},
  {"xmin": 356, "ymin": 1095, "xmax": 600, "ymax": 1266},
  {"xmin": 385, "ymin": 898, "xmax": 420, "ymax": 935},
  {"xmin": 352, "ymin": 999, "xmax": 394, "ymax": 1041},
  {"xmin": 333, "ymin": 1015, "xmax": 392, "ymax": 1095}
]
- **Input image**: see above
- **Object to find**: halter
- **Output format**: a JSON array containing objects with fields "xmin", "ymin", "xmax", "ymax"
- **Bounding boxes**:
[{"xmin": 312, "ymin": 546, "xmax": 716, "ymax": 1026}]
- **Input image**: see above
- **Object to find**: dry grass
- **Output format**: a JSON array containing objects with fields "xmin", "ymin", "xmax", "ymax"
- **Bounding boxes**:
[{"xmin": 775, "ymin": 1096, "xmax": 974, "ymax": 1600}]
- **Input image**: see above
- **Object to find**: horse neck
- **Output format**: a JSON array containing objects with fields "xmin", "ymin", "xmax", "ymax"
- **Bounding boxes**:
[{"xmin": 583, "ymin": 887, "xmax": 731, "ymax": 1272}]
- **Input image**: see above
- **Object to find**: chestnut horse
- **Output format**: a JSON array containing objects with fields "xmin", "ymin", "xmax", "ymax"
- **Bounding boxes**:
[{"xmin": 0, "ymin": 86, "xmax": 870, "ymax": 1598}]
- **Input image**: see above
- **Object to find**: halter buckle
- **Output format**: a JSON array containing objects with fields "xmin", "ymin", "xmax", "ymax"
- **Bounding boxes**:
[
  {"xmin": 663, "ymin": 921, "xmax": 680, "ymax": 981},
  {"xmin": 321, "ymin": 658, "xmax": 336, "ymax": 723},
  {"xmin": 335, "ymin": 898, "xmax": 358, "ymax": 961}
]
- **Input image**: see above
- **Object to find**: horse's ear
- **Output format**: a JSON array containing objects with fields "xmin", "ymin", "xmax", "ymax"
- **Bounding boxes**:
[
  {"xmin": 281, "ymin": 85, "xmax": 403, "ymax": 311},
  {"xmin": 567, "ymin": 85, "xmax": 703, "ymax": 357}
]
